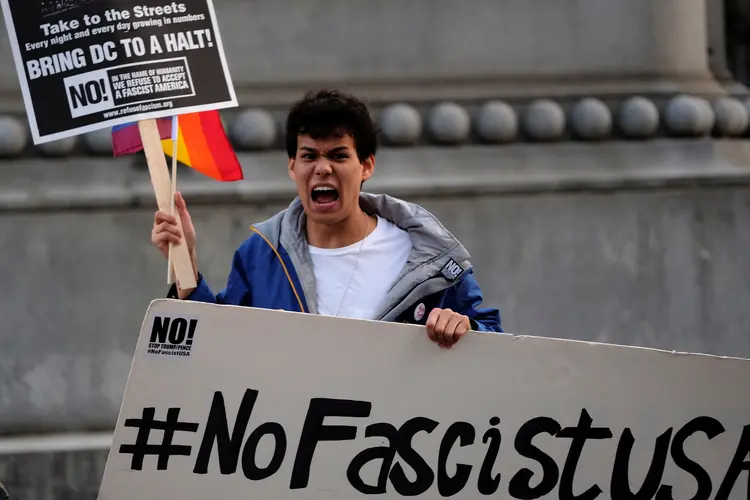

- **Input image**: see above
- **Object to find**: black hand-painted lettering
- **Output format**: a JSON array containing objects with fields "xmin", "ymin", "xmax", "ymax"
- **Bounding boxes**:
[
  {"xmin": 241, "ymin": 422, "xmax": 287, "ymax": 481},
  {"xmin": 714, "ymin": 424, "xmax": 750, "ymax": 500},
  {"xmin": 185, "ymin": 391, "xmax": 738, "ymax": 498},
  {"xmin": 656, "ymin": 416, "xmax": 725, "ymax": 500},
  {"xmin": 118, "ymin": 406, "xmax": 198, "ymax": 471},
  {"xmin": 611, "ymin": 428, "xmax": 672, "ymax": 500},
  {"xmin": 150, "ymin": 316, "xmax": 170, "ymax": 343},
  {"xmin": 186, "ymin": 319, "xmax": 198, "ymax": 345},
  {"xmin": 193, "ymin": 389, "xmax": 257, "ymax": 475},
  {"xmin": 478, "ymin": 417, "xmax": 502, "ymax": 495},
  {"xmin": 557, "ymin": 409, "xmax": 613, "ymax": 500},
  {"xmin": 508, "ymin": 417, "xmax": 562, "ymax": 499},
  {"xmin": 437, "ymin": 422, "xmax": 476, "ymax": 497},
  {"xmin": 389, "ymin": 417, "xmax": 440, "ymax": 496},
  {"xmin": 168, "ymin": 317, "xmax": 188, "ymax": 344},
  {"xmin": 290, "ymin": 398, "xmax": 371, "ymax": 489},
  {"xmin": 347, "ymin": 423, "xmax": 399, "ymax": 494}
]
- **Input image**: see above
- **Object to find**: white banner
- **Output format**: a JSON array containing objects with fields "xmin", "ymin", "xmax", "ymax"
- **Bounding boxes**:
[{"xmin": 98, "ymin": 299, "xmax": 750, "ymax": 499}]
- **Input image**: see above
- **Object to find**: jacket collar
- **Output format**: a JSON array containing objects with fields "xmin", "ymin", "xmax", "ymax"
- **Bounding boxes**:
[{"xmin": 253, "ymin": 193, "xmax": 473, "ymax": 317}]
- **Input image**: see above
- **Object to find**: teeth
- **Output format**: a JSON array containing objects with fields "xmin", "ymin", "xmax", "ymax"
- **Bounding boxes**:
[{"xmin": 313, "ymin": 186, "xmax": 335, "ymax": 192}]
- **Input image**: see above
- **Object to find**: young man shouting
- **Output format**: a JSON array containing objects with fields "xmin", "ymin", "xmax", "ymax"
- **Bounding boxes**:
[{"xmin": 152, "ymin": 90, "xmax": 502, "ymax": 348}]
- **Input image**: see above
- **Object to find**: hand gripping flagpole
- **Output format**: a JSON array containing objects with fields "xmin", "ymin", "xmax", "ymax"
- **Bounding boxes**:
[{"xmin": 137, "ymin": 118, "xmax": 196, "ymax": 290}]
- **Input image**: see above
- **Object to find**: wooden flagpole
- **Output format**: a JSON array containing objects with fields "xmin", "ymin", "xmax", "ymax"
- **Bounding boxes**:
[
  {"xmin": 167, "ymin": 115, "xmax": 179, "ymax": 284},
  {"xmin": 138, "ymin": 118, "xmax": 197, "ymax": 290}
]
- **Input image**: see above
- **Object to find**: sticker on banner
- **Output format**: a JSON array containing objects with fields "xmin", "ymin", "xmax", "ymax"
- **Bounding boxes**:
[{"xmin": 147, "ymin": 314, "xmax": 200, "ymax": 358}]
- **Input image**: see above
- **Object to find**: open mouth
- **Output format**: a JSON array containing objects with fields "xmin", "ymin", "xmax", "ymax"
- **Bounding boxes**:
[{"xmin": 311, "ymin": 186, "xmax": 340, "ymax": 205}]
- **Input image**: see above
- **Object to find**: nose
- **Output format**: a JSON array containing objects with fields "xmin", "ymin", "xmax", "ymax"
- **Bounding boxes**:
[{"xmin": 313, "ymin": 157, "xmax": 333, "ymax": 176}]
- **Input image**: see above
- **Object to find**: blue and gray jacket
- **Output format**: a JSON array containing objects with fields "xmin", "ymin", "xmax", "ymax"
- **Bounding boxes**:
[{"xmin": 169, "ymin": 193, "xmax": 502, "ymax": 332}]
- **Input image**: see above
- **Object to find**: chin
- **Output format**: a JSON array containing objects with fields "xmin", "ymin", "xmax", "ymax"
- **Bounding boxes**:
[{"xmin": 304, "ymin": 200, "xmax": 345, "ymax": 224}]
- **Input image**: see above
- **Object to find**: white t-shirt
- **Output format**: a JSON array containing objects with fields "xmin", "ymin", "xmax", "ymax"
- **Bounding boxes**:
[{"xmin": 308, "ymin": 215, "xmax": 412, "ymax": 320}]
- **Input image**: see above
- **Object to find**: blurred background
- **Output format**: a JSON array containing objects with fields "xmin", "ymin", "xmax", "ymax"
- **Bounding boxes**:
[{"xmin": 1, "ymin": 0, "xmax": 750, "ymax": 497}]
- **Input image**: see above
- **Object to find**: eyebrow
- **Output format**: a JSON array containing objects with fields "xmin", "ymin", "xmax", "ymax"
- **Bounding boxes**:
[{"xmin": 300, "ymin": 146, "xmax": 350, "ymax": 155}]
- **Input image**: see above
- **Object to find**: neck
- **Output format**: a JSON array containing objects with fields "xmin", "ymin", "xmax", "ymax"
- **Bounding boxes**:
[{"xmin": 306, "ymin": 208, "xmax": 376, "ymax": 249}]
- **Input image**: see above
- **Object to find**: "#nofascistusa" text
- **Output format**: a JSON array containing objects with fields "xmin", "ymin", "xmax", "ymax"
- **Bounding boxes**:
[{"xmin": 124, "ymin": 388, "xmax": 750, "ymax": 499}]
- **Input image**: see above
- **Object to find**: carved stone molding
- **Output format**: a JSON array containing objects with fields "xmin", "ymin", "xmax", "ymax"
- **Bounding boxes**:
[{"xmin": 0, "ymin": 94, "xmax": 749, "ymax": 159}]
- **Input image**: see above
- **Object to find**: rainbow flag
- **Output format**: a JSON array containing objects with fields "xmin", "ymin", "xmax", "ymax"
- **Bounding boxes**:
[
  {"xmin": 111, "ymin": 111, "xmax": 244, "ymax": 182},
  {"xmin": 111, "ymin": 117, "xmax": 172, "ymax": 155}
]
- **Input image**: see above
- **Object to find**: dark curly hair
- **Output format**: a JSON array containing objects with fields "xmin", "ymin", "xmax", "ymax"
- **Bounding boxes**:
[{"xmin": 285, "ymin": 89, "xmax": 378, "ymax": 162}]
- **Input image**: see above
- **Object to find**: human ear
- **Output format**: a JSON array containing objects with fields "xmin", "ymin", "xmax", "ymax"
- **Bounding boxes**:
[
  {"xmin": 361, "ymin": 155, "xmax": 375, "ymax": 182},
  {"xmin": 288, "ymin": 158, "xmax": 296, "ymax": 181}
]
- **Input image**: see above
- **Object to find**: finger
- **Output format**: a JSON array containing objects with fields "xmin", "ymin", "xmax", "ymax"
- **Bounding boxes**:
[
  {"xmin": 443, "ymin": 315, "xmax": 465, "ymax": 347},
  {"xmin": 425, "ymin": 308, "xmax": 440, "ymax": 342},
  {"xmin": 152, "ymin": 231, "xmax": 181, "ymax": 247},
  {"xmin": 433, "ymin": 312, "xmax": 451, "ymax": 346},
  {"xmin": 152, "ymin": 227, "xmax": 181, "ymax": 242},
  {"xmin": 153, "ymin": 221, "xmax": 182, "ymax": 239},
  {"xmin": 175, "ymin": 192, "xmax": 192, "ymax": 223},
  {"xmin": 456, "ymin": 316, "xmax": 471, "ymax": 335},
  {"xmin": 154, "ymin": 210, "xmax": 177, "ymax": 226},
  {"xmin": 436, "ymin": 308, "xmax": 455, "ymax": 345},
  {"xmin": 449, "ymin": 316, "xmax": 472, "ymax": 348}
]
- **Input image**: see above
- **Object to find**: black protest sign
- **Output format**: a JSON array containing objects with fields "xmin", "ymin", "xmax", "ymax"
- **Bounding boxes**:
[{"xmin": 0, "ymin": 0, "xmax": 237, "ymax": 143}]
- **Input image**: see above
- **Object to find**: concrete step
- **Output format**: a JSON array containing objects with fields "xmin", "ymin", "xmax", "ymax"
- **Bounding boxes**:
[{"xmin": 0, "ymin": 433, "xmax": 111, "ymax": 500}]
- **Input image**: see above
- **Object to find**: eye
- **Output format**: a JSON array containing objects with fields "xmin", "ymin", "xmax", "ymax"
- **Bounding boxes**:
[{"xmin": 301, "ymin": 153, "xmax": 316, "ymax": 160}]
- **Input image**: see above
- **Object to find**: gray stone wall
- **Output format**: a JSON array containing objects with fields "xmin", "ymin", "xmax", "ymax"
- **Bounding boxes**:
[
  {"xmin": 2, "ymin": 139, "xmax": 750, "ymax": 437},
  {"xmin": 0, "ymin": 0, "xmax": 726, "ymax": 113},
  {"xmin": 0, "ymin": 0, "xmax": 747, "ymax": 496},
  {"xmin": 1, "ymin": 150, "xmax": 750, "ymax": 495},
  {"xmin": 0, "ymin": 450, "xmax": 107, "ymax": 500}
]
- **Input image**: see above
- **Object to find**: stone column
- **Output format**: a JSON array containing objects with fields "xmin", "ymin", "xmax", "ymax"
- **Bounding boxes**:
[
  {"xmin": 174, "ymin": 0, "xmax": 728, "ymax": 104},
  {"xmin": 707, "ymin": 0, "xmax": 749, "ymax": 92},
  {"xmin": 0, "ymin": 0, "xmax": 730, "ymax": 110}
]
